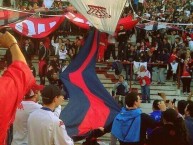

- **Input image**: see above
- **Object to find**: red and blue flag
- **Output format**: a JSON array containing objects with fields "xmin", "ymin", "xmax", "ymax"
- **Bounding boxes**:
[{"xmin": 60, "ymin": 29, "xmax": 120, "ymax": 139}]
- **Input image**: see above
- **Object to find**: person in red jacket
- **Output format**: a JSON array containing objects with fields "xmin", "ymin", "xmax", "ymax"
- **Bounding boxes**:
[
  {"xmin": 137, "ymin": 65, "xmax": 151, "ymax": 103},
  {"xmin": 97, "ymin": 32, "xmax": 108, "ymax": 62},
  {"xmin": 0, "ymin": 31, "xmax": 35, "ymax": 145}
]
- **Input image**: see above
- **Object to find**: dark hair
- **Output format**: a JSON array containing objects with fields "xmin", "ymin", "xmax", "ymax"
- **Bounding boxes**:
[
  {"xmin": 125, "ymin": 92, "xmax": 139, "ymax": 107},
  {"xmin": 177, "ymin": 100, "xmax": 187, "ymax": 115},
  {"xmin": 153, "ymin": 100, "xmax": 160, "ymax": 110},
  {"xmin": 162, "ymin": 109, "xmax": 189, "ymax": 145},
  {"xmin": 41, "ymin": 85, "xmax": 61, "ymax": 105},
  {"xmin": 186, "ymin": 101, "xmax": 193, "ymax": 117}
]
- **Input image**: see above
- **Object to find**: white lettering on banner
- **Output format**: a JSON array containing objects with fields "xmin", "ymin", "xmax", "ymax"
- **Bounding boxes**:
[
  {"xmin": 15, "ymin": 20, "xmax": 57, "ymax": 36},
  {"xmin": 38, "ymin": 24, "xmax": 45, "ymax": 34},
  {"xmin": 49, "ymin": 21, "xmax": 56, "ymax": 28},
  {"xmin": 15, "ymin": 20, "xmax": 36, "ymax": 36},
  {"xmin": 87, "ymin": 5, "xmax": 111, "ymax": 18},
  {"xmin": 73, "ymin": 17, "xmax": 84, "ymax": 23}
]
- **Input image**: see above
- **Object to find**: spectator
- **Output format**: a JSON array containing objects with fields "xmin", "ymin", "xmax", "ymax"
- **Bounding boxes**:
[
  {"xmin": 137, "ymin": 65, "xmax": 151, "ymax": 103},
  {"xmin": 124, "ymin": 45, "xmax": 137, "ymax": 81},
  {"xmin": 59, "ymin": 44, "xmax": 68, "ymax": 63},
  {"xmin": 0, "ymin": 31, "xmax": 35, "ymax": 145},
  {"xmin": 148, "ymin": 109, "xmax": 189, "ymax": 145},
  {"xmin": 51, "ymin": 36, "xmax": 63, "ymax": 56},
  {"xmin": 177, "ymin": 100, "xmax": 188, "ymax": 118},
  {"xmin": 11, "ymin": 84, "xmax": 44, "ymax": 145},
  {"xmin": 105, "ymin": 34, "xmax": 116, "ymax": 62},
  {"xmin": 60, "ymin": 59, "xmax": 70, "ymax": 73},
  {"xmin": 97, "ymin": 32, "xmax": 108, "ymax": 62},
  {"xmin": 38, "ymin": 41, "xmax": 48, "ymax": 85},
  {"xmin": 117, "ymin": 25, "xmax": 127, "ymax": 61},
  {"xmin": 180, "ymin": 60, "xmax": 192, "ymax": 95},
  {"xmin": 27, "ymin": 85, "xmax": 74, "ymax": 145},
  {"xmin": 111, "ymin": 92, "xmax": 157, "ymax": 145},
  {"xmin": 184, "ymin": 101, "xmax": 193, "ymax": 145},
  {"xmin": 112, "ymin": 75, "xmax": 129, "ymax": 106},
  {"xmin": 156, "ymin": 48, "xmax": 169, "ymax": 84},
  {"xmin": 147, "ymin": 99, "xmax": 166, "ymax": 136}
]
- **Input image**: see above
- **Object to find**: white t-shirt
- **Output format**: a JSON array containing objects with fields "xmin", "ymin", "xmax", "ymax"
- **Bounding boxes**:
[
  {"xmin": 59, "ymin": 49, "xmax": 68, "ymax": 60},
  {"xmin": 28, "ymin": 108, "xmax": 73, "ymax": 145},
  {"xmin": 12, "ymin": 101, "xmax": 62, "ymax": 145},
  {"xmin": 11, "ymin": 101, "xmax": 42, "ymax": 145}
]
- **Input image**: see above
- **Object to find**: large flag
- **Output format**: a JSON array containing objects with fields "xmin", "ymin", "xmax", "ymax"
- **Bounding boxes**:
[
  {"xmin": 69, "ymin": 0, "xmax": 127, "ymax": 34},
  {"xmin": 9, "ymin": 16, "xmax": 65, "ymax": 38},
  {"xmin": 0, "ymin": 9, "xmax": 31, "ymax": 26},
  {"xmin": 60, "ymin": 29, "xmax": 120, "ymax": 138}
]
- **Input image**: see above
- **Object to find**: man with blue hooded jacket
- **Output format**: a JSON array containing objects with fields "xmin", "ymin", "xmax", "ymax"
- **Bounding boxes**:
[{"xmin": 111, "ymin": 92, "xmax": 158, "ymax": 145}]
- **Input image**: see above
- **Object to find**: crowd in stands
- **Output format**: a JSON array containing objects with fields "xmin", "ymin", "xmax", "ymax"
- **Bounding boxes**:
[{"xmin": 1, "ymin": 1, "xmax": 193, "ymax": 145}]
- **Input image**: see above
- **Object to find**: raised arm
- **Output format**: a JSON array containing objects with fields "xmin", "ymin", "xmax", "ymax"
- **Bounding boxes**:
[{"xmin": 0, "ymin": 32, "xmax": 26, "ymax": 64}]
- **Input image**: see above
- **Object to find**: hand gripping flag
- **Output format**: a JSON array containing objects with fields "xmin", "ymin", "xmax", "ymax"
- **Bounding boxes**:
[
  {"xmin": 60, "ymin": 29, "xmax": 120, "ymax": 139},
  {"xmin": 69, "ymin": 0, "xmax": 127, "ymax": 34}
]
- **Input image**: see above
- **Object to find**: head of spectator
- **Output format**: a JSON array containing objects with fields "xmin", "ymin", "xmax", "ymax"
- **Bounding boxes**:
[
  {"xmin": 33, "ymin": 2, "xmax": 39, "ymax": 9},
  {"xmin": 118, "ymin": 75, "xmax": 124, "ymax": 83},
  {"xmin": 153, "ymin": 99, "xmax": 166, "ymax": 111},
  {"xmin": 152, "ymin": 100, "xmax": 161, "ymax": 111},
  {"xmin": 53, "ymin": 55, "xmax": 58, "ymax": 61},
  {"xmin": 177, "ymin": 100, "xmax": 188, "ymax": 116},
  {"xmin": 125, "ymin": 92, "xmax": 141, "ymax": 109},
  {"xmin": 51, "ymin": 71, "xmax": 58, "ymax": 81},
  {"xmin": 41, "ymin": 85, "xmax": 65, "ymax": 110},
  {"xmin": 25, "ymin": 83, "xmax": 44, "ymax": 102},
  {"xmin": 39, "ymin": 41, "xmax": 44, "ymax": 47},
  {"xmin": 162, "ymin": 108, "xmax": 189, "ymax": 144},
  {"xmin": 139, "ymin": 65, "xmax": 146, "ymax": 72},
  {"xmin": 63, "ymin": 59, "xmax": 69, "ymax": 66},
  {"xmin": 175, "ymin": 37, "xmax": 181, "ymax": 44},
  {"xmin": 162, "ymin": 109, "xmax": 179, "ymax": 124},
  {"xmin": 58, "ymin": 38, "xmax": 63, "ymax": 44},
  {"xmin": 130, "ymin": 45, "xmax": 135, "ymax": 52},
  {"xmin": 185, "ymin": 101, "xmax": 193, "ymax": 117}
]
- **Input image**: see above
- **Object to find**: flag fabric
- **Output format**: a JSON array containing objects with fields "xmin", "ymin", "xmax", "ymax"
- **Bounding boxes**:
[
  {"xmin": 116, "ymin": 15, "xmax": 139, "ymax": 31},
  {"xmin": 0, "ymin": 9, "xmax": 31, "ymax": 26},
  {"xmin": 69, "ymin": 0, "xmax": 127, "ymax": 34},
  {"xmin": 60, "ymin": 29, "xmax": 120, "ymax": 138},
  {"xmin": 64, "ymin": 12, "xmax": 138, "ymax": 31},
  {"xmin": 9, "ymin": 16, "xmax": 65, "ymax": 38},
  {"xmin": 64, "ymin": 12, "xmax": 91, "ymax": 30}
]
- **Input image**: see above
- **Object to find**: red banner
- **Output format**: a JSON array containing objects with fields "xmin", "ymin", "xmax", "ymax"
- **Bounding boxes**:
[{"xmin": 9, "ymin": 16, "xmax": 65, "ymax": 38}]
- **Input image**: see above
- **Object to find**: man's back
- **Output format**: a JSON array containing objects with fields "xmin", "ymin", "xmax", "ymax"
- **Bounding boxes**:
[
  {"xmin": 28, "ymin": 108, "xmax": 73, "ymax": 145},
  {"xmin": 12, "ymin": 101, "xmax": 42, "ymax": 145}
]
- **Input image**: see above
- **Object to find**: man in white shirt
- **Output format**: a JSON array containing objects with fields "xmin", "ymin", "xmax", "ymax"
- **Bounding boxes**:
[
  {"xmin": 28, "ymin": 85, "xmax": 74, "ymax": 145},
  {"xmin": 11, "ymin": 83, "xmax": 44, "ymax": 145}
]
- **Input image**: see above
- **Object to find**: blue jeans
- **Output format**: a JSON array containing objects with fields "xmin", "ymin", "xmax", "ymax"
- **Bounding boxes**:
[
  {"xmin": 158, "ymin": 68, "xmax": 166, "ymax": 83},
  {"xmin": 141, "ymin": 85, "xmax": 150, "ymax": 102},
  {"xmin": 153, "ymin": 67, "xmax": 166, "ymax": 83}
]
